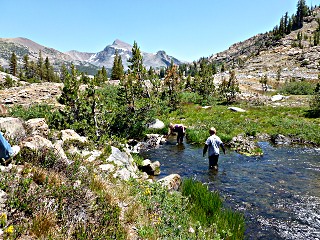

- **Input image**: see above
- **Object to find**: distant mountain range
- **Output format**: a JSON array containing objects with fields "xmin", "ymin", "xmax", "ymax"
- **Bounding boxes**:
[{"xmin": 0, "ymin": 38, "xmax": 184, "ymax": 74}]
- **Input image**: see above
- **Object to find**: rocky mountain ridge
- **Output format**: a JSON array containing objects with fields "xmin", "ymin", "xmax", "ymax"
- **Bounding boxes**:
[
  {"xmin": 65, "ymin": 39, "xmax": 183, "ymax": 70},
  {"xmin": 0, "ymin": 38, "xmax": 184, "ymax": 74}
]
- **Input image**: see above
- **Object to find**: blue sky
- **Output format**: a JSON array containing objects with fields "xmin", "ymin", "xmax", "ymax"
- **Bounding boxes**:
[{"xmin": 1, "ymin": 0, "xmax": 319, "ymax": 62}]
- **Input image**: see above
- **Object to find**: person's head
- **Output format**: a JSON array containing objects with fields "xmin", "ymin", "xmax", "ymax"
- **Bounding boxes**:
[
  {"xmin": 209, "ymin": 127, "xmax": 216, "ymax": 135},
  {"xmin": 169, "ymin": 123, "xmax": 174, "ymax": 129}
]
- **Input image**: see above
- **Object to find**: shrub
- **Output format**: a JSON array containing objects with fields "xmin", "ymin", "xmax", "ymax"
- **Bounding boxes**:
[
  {"xmin": 179, "ymin": 92, "xmax": 203, "ymax": 104},
  {"xmin": 279, "ymin": 81, "xmax": 315, "ymax": 95},
  {"xmin": 9, "ymin": 104, "xmax": 53, "ymax": 121},
  {"xmin": 309, "ymin": 82, "xmax": 320, "ymax": 117}
]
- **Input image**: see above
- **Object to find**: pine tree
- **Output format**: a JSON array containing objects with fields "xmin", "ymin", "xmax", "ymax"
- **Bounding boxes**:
[
  {"xmin": 9, "ymin": 52, "xmax": 17, "ymax": 76},
  {"xmin": 111, "ymin": 50, "xmax": 124, "ymax": 80},
  {"xmin": 193, "ymin": 58, "xmax": 215, "ymax": 104},
  {"xmin": 159, "ymin": 68, "xmax": 165, "ymax": 78},
  {"xmin": 125, "ymin": 41, "xmax": 146, "ymax": 107},
  {"xmin": 37, "ymin": 50, "xmax": 44, "ymax": 80},
  {"xmin": 295, "ymin": 0, "xmax": 309, "ymax": 29},
  {"xmin": 163, "ymin": 60, "xmax": 181, "ymax": 110},
  {"xmin": 23, "ymin": 54, "xmax": 29, "ymax": 79},
  {"xmin": 101, "ymin": 66, "xmax": 108, "ymax": 81},
  {"xmin": 60, "ymin": 64, "xmax": 68, "ymax": 83},
  {"xmin": 219, "ymin": 70, "xmax": 240, "ymax": 103},
  {"xmin": 128, "ymin": 41, "xmax": 145, "ymax": 80},
  {"xmin": 259, "ymin": 74, "xmax": 268, "ymax": 92},
  {"xmin": 44, "ymin": 56, "xmax": 56, "ymax": 82},
  {"xmin": 59, "ymin": 64, "xmax": 79, "ymax": 109}
]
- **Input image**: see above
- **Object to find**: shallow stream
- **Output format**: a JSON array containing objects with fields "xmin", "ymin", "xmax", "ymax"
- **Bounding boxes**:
[{"xmin": 141, "ymin": 137, "xmax": 320, "ymax": 239}]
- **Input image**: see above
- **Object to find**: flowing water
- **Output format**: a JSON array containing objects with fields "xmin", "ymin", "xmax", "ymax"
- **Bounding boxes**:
[{"xmin": 141, "ymin": 137, "xmax": 320, "ymax": 239}]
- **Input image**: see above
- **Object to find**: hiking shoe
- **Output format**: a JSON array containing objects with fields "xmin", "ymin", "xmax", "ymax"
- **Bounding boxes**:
[{"xmin": 9, "ymin": 145, "xmax": 20, "ymax": 157}]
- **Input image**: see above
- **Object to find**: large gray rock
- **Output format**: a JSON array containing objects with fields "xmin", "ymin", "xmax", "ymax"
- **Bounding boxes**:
[
  {"xmin": 107, "ymin": 146, "xmax": 138, "ymax": 174},
  {"xmin": 25, "ymin": 118, "xmax": 49, "ymax": 137},
  {"xmin": 157, "ymin": 174, "xmax": 181, "ymax": 191},
  {"xmin": 113, "ymin": 168, "xmax": 138, "ymax": 181},
  {"xmin": 0, "ymin": 104, "xmax": 8, "ymax": 116},
  {"xmin": 21, "ymin": 136, "xmax": 72, "ymax": 165},
  {"xmin": 21, "ymin": 135, "xmax": 53, "ymax": 150},
  {"xmin": 99, "ymin": 164, "xmax": 115, "ymax": 173},
  {"xmin": 0, "ymin": 117, "xmax": 26, "ymax": 140},
  {"xmin": 53, "ymin": 140, "xmax": 73, "ymax": 165},
  {"xmin": 271, "ymin": 94, "xmax": 285, "ymax": 102},
  {"xmin": 147, "ymin": 119, "xmax": 165, "ymax": 129},
  {"xmin": 60, "ymin": 129, "xmax": 87, "ymax": 143}
]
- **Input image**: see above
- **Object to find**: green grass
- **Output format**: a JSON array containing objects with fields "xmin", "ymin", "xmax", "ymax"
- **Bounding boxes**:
[
  {"xmin": 166, "ymin": 103, "xmax": 320, "ymax": 145},
  {"xmin": 8, "ymin": 104, "xmax": 54, "ymax": 121},
  {"xmin": 181, "ymin": 178, "xmax": 245, "ymax": 240}
]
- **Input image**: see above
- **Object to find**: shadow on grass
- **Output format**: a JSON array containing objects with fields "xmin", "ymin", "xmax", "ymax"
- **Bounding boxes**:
[{"xmin": 304, "ymin": 110, "xmax": 320, "ymax": 118}]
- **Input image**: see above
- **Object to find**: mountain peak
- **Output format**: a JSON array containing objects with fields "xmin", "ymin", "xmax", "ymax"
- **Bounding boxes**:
[{"xmin": 110, "ymin": 39, "xmax": 132, "ymax": 50}]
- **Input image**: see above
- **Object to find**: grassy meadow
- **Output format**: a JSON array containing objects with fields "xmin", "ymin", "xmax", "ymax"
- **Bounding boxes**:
[{"xmin": 165, "ymin": 101, "xmax": 320, "ymax": 146}]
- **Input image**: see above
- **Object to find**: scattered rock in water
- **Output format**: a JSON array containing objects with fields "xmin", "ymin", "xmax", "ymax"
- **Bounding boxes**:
[
  {"xmin": 202, "ymin": 106, "xmax": 212, "ymax": 109},
  {"xmin": 127, "ymin": 134, "xmax": 165, "ymax": 153},
  {"xmin": 271, "ymin": 134, "xmax": 292, "ymax": 145},
  {"xmin": 229, "ymin": 134, "xmax": 262, "ymax": 156},
  {"xmin": 138, "ymin": 159, "xmax": 161, "ymax": 176}
]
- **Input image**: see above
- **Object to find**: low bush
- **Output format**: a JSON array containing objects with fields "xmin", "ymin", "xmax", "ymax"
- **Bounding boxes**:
[
  {"xmin": 9, "ymin": 104, "xmax": 53, "ymax": 121},
  {"xmin": 279, "ymin": 81, "xmax": 315, "ymax": 95}
]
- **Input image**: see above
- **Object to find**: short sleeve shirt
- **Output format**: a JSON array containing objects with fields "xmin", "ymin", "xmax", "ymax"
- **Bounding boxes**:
[{"xmin": 205, "ymin": 135, "xmax": 223, "ymax": 156}]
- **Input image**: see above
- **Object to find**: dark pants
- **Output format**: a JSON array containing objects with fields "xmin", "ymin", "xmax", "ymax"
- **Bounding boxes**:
[
  {"xmin": 177, "ymin": 131, "xmax": 185, "ymax": 143},
  {"xmin": 208, "ymin": 155, "xmax": 219, "ymax": 169}
]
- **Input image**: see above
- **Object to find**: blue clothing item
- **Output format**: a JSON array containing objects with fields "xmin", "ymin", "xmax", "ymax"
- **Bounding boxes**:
[
  {"xmin": 0, "ymin": 132, "xmax": 13, "ymax": 160},
  {"xmin": 205, "ymin": 134, "xmax": 223, "ymax": 156}
]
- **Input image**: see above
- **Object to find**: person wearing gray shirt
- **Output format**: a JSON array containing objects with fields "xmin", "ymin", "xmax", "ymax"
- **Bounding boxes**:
[{"xmin": 203, "ymin": 127, "xmax": 226, "ymax": 169}]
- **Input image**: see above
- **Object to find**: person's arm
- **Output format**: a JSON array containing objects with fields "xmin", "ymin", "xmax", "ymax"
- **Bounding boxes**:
[
  {"xmin": 203, "ymin": 144, "xmax": 208, "ymax": 157},
  {"xmin": 183, "ymin": 125, "xmax": 187, "ymax": 133},
  {"xmin": 220, "ymin": 143, "xmax": 226, "ymax": 154}
]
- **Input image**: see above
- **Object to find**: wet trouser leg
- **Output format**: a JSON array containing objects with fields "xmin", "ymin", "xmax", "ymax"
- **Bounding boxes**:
[
  {"xmin": 208, "ymin": 155, "xmax": 219, "ymax": 169},
  {"xmin": 177, "ymin": 132, "xmax": 184, "ymax": 143}
]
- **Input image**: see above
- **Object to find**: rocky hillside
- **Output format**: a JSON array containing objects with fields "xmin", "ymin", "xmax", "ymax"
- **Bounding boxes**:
[
  {"xmin": 0, "ymin": 38, "xmax": 184, "ymax": 74},
  {"xmin": 0, "ymin": 37, "xmax": 72, "ymax": 67},
  {"xmin": 211, "ymin": 8, "xmax": 320, "ymax": 94},
  {"xmin": 0, "ymin": 116, "xmax": 184, "ymax": 239}
]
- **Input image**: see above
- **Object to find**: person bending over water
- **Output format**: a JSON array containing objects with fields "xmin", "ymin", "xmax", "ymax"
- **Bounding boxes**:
[
  {"xmin": 203, "ymin": 127, "xmax": 225, "ymax": 169},
  {"xmin": 168, "ymin": 123, "xmax": 187, "ymax": 144}
]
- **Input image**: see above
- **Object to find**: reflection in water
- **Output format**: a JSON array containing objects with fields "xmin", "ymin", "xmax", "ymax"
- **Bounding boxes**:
[{"xmin": 141, "ymin": 138, "xmax": 320, "ymax": 240}]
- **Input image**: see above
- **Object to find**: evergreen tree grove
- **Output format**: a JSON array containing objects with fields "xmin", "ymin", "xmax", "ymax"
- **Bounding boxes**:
[{"xmin": 219, "ymin": 70, "xmax": 240, "ymax": 103}]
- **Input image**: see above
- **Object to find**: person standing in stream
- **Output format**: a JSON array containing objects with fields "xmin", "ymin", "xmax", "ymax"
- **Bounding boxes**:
[
  {"xmin": 168, "ymin": 123, "xmax": 187, "ymax": 144},
  {"xmin": 203, "ymin": 127, "xmax": 226, "ymax": 169}
]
